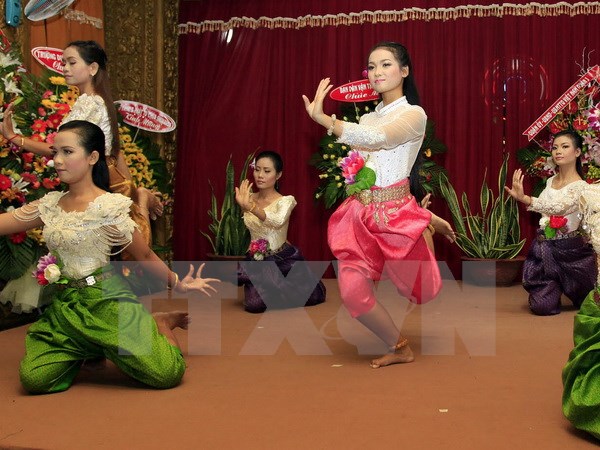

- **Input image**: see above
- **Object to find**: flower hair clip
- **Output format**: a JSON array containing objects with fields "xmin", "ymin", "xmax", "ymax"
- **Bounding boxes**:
[{"xmin": 249, "ymin": 158, "xmax": 256, "ymax": 170}]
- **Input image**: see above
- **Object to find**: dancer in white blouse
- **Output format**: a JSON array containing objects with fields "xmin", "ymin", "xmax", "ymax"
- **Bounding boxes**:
[
  {"xmin": 236, "ymin": 151, "xmax": 325, "ymax": 313},
  {"xmin": 303, "ymin": 42, "xmax": 454, "ymax": 368},
  {"xmin": 0, "ymin": 120, "xmax": 219, "ymax": 393},
  {"xmin": 505, "ymin": 130, "xmax": 596, "ymax": 314}
]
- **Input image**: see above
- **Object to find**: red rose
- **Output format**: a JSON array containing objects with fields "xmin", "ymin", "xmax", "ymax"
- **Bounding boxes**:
[
  {"xmin": 0, "ymin": 174, "xmax": 11, "ymax": 190},
  {"xmin": 549, "ymin": 215, "xmax": 568, "ymax": 229},
  {"xmin": 9, "ymin": 232, "xmax": 27, "ymax": 244},
  {"xmin": 36, "ymin": 273, "xmax": 48, "ymax": 285}
]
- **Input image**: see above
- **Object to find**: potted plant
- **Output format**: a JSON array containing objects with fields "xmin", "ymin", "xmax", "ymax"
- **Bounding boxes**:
[
  {"xmin": 201, "ymin": 153, "xmax": 254, "ymax": 259},
  {"xmin": 439, "ymin": 153, "xmax": 526, "ymax": 286}
]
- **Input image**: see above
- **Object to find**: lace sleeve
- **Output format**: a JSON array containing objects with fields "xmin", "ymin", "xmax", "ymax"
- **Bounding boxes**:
[
  {"xmin": 529, "ymin": 181, "xmax": 587, "ymax": 216},
  {"xmin": 96, "ymin": 194, "xmax": 137, "ymax": 254},
  {"xmin": 12, "ymin": 200, "xmax": 41, "ymax": 222},
  {"xmin": 338, "ymin": 107, "xmax": 426, "ymax": 150},
  {"xmin": 264, "ymin": 196, "xmax": 297, "ymax": 229}
]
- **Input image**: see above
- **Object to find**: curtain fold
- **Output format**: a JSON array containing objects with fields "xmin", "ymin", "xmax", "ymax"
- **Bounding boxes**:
[{"xmin": 177, "ymin": 0, "xmax": 599, "ymax": 278}]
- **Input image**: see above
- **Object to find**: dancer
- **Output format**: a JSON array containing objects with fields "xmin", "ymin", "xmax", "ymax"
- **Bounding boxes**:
[
  {"xmin": 505, "ymin": 130, "xmax": 596, "ymax": 315},
  {"xmin": 1, "ymin": 40, "xmax": 162, "ymax": 238},
  {"xmin": 235, "ymin": 151, "xmax": 326, "ymax": 313},
  {"xmin": 303, "ymin": 41, "xmax": 454, "ymax": 368},
  {"xmin": 1, "ymin": 120, "xmax": 219, "ymax": 394},
  {"xmin": 562, "ymin": 184, "xmax": 600, "ymax": 439}
]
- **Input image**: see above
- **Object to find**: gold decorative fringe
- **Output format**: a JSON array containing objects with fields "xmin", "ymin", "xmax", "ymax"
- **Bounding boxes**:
[{"xmin": 178, "ymin": 2, "xmax": 600, "ymax": 33}]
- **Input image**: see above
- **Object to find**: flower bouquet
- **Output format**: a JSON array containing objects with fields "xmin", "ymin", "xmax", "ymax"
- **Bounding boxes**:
[
  {"xmin": 541, "ymin": 215, "xmax": 569, "ymax": 239},
  {"xmin": 32, "ymin": 252, "xmax": 67, "ymax": 286},
  {"xmin": 249, "ymin": 238, "xmax": 269, "ymax": 260},
  {"xmin": 339, "ymin": 150, "xmax": 376, "ymax": 195}
]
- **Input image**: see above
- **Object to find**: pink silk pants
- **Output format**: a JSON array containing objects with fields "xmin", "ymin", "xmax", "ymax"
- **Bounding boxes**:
[{"xmin": 328, "ymin": 179, "xmax": 442, "ymax": 318}]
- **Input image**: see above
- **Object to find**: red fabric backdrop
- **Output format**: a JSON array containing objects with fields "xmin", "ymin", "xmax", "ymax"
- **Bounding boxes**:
[{"xmin": 176, "ymin": 0, "xmax": 600, "ymax": 278}]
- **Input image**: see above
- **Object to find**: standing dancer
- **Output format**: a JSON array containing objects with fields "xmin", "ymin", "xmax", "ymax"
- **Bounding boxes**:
[{"xmin": 303, "ymin": 42, "xmax": 454, "ymax": 368}]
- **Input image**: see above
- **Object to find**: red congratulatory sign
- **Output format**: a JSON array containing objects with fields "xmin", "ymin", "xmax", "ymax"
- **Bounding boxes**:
[
  {"xmin": 115, "ymin": 100, "xmax": 176, "ymax": 133},
  {"xmin": 31, "ymin": 47, "xmax": 64, "ymax": 74},
  {"xmin": 329, "ymin": 79, "xmax": 379, "ymax": 102}
]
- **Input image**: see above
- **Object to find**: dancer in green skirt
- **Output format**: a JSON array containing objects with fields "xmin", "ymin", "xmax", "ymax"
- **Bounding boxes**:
[
  {"xmin": 562, "ymin": 186, "xmax": 600, "ymax": 439},
  {"xmin": 0, "ymin": 120, "xmax": 219, "ymax": 394}
]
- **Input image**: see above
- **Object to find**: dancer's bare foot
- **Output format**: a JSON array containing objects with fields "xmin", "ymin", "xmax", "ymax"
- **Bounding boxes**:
[
  {"xmin": 430, "ymin": 213, "xmax": 456, "ymax": 243},
  {"xmin": 153, "ymin": 311, "xmax": 190, "ymax": 330},
  {"xmin": 370, "ymin": 342, "xmax": 415, "ymax": 368}
]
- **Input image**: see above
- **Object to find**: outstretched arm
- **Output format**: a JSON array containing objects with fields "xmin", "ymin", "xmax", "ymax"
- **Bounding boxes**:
[
  {"xmin": 124, "ymin": 229, "xmax": 220, "ymax": 296},
  {"xmin": 0, "ymin": 210, "xmax": 43, "ymax": 236}
]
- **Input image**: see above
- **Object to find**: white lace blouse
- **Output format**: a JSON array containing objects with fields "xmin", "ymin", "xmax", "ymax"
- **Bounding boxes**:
[
  {"xmin": 243, "ymin": 195, "xmax": 296, "ymax": 250},
  {"xmin": 61, "ymin": 94, "xmax": 113, "ymax": 156},
  {"xmin": 12, "ymin": 191, "xmax": 136, "ymax": 279},
  {"xmin": 337, "ymin": 96, "xmax": 427, "ymax": 187},
  {"xmin": 529, "ymin": 176, "xmax": 588, "ymax": 232}
]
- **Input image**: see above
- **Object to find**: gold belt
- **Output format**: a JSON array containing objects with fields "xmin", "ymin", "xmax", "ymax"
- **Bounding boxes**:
[{"xmin": 355, "ymin": 183, "xmax": 411, "ymax": 205}]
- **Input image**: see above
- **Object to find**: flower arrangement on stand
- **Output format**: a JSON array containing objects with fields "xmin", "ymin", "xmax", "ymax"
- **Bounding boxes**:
[
  {"xmin": 309, "ymin": 101, "xmax": 448, "ymax": 209},
  {"xmin": 517, "ymin": 68, "xmax": 600, "ymax": 195}
]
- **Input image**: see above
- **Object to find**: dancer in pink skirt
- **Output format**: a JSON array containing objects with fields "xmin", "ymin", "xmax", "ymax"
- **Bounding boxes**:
[{"xmin": 303, "ymin": 42, "xmax": 454, "ymax": 368}]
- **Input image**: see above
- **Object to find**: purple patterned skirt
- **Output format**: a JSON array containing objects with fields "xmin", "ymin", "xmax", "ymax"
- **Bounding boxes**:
[
  {"xmin": 522, "ymin": 233, "xmax": 596, "ymax": 315},
  {"xmin": 237, "ymin": 243, "xmax": 326, "ymax": 313}
]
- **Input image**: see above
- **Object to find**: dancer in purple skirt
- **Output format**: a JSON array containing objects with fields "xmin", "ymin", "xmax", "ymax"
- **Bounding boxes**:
[
  {"xmin": 505, "ymin": 130, "xmax": 596, "ymax": 315},
  {"xmin": 235, "ymin": 151, "xmax": 326, "ymax": 313}
]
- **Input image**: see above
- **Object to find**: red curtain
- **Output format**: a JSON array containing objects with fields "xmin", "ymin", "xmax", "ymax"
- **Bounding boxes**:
[{"xmin": 176, "ymin": 0, "xmax": 600, "ymax": 277}]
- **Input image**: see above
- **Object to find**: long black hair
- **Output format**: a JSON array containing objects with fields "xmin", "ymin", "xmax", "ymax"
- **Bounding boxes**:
[
  {"xmin": 58, "ymin": 120, "xmax": 110, "ymax": 191},
  {"xmin": 66, "ymin": 40, "xmax": 120, "ymax": 156},
  {"xmin": 552, "ymin": 130, "xmax": 585, "ymax": 179},
  {"xmin": 369, "ymin": 41, "xmax": 425, "ymax": 200}
]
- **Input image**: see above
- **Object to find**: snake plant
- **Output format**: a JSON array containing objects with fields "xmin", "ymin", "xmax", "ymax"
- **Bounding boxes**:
[
  {"xmin": 201, "ymin": 153, "xmax": 254, "ymax": 256},
  {"xmin": 439, "ymin": 153, "xmax": 526, "ymax": 259}
]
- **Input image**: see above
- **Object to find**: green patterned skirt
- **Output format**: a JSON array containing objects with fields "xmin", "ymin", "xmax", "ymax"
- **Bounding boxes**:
[
  {"xmin": 562, "ymin": 289, "xmax": 600, "ymax": 439},
  {"xmin": 19, "ymin": 268, "xmax": 185, "ymax": 394}
]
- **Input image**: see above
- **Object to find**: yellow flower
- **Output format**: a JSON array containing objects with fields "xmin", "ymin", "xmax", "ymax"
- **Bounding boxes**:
[
  {"xmin": 323, "ymin": 154, "xmax": 329, "ymax": 160},
  {"xmin": 60, "ymin": 90, "xmax": 77, "ymax": 106},
  {"xmin": 328, "ymin": 144, "xmax": 334, "ymax": 149},
  {"xmin": 49, "ymin": 76, "xmax": 67, "ymax": 86},
  {"xmin": 26, "ymin": 228, "xmax": 45, "ymax": 244},
  {"xmin": 336, "ymin": 182, "xmax": 343, "ymax": 188},
  {"xmin": 335, "ymin": 175, "xmax": 340, "ymax": 181},
  {"xmin": 424, "ymin": 148, "xmax": 432, "ymax": 157},
  {"xmin": 0, "ymin": 147, "xmax": 9, "ymax": 158},
  {"xmin": 41, "ymin": 99, "xmax": 55, "ymax": 109}
]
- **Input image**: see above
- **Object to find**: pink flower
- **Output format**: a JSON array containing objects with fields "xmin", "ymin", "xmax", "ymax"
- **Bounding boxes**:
[
  {"xmin": 249, "ymin": 238, "xmax": 269, "ymax": 260},
  {"xmin": 339, "ymin": 150, "xmax": 365, "ymax": 185},
  {"xmin": 588, "ymin": 105, "xmax": 600, "ymax": 132}
]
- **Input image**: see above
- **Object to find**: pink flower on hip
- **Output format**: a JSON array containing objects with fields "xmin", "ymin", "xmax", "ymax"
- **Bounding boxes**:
[{"xmin": 339, "ymin": 150, "xmax": 365, "ymax": 185}]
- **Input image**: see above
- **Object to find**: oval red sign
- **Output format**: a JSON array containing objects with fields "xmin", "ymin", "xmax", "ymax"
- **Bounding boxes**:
[
  {"xmin": 115, "ymin": 100, "xmax": 176, "ymax": 133},
  {"xmin": 329, "ymin": 79, "xmax": 379, "ymax": 102},
  {"xmin": 31, "ymin": 47, "xmax": 64, "ymax": 74}
]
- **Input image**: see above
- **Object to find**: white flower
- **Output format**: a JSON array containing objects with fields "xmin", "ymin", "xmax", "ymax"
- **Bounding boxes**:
[
  {"xmin": 253, "ymin": 253, "xmax": 264, "ymax": 261},
  {"xmin": 5, "ymin": 206, "xmax": 14, "ymax": 212},
  {"xmin": 0, "ymin": 53, "xmax": 21, "ymax": 69},
  {"xmin": 2, "ymin": 73, "xmax": 22, "ymax": 95},
  {"xmin": 43, "ymin": 264, "xmax": 61, "ymax": 283},
  {"xmin": 46, "ymin": 159, "xmax": 54, "ymax": 168},
  {"xmin": 539, "ymin": 217, "xmax": 549, "ymax": 228}
]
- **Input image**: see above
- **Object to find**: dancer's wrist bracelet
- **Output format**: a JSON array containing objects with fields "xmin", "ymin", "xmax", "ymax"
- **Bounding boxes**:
[
  {"xmin": 327, "ymin": 114, "xmax": 336, "ymax": 136},
  {"xmin": 167, "ymin": 272, "xmax": 179, "ymax": 290}
]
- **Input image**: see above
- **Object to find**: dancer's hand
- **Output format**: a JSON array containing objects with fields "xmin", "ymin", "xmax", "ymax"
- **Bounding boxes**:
[
  {"xmin": 420, "ymin": 193, "xmax": 432, "ymax": 209},
  {"xmin": 504, "ymin": 169, "xmax": 528, "ymax": 203},
  {"xmin": 1, "ymin": 103, "xmax": 16, "ymax": 140},
  {"xmin": 235, "ymin": 179, "xmax": 254, "ymax": 211},
  {"xmin": 175, "ymin": 263, "xmax": 221, "ymax": 296},
  {"xmin": 302, "ymin": 78, "xmax": 334, "ymax": 125}
]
